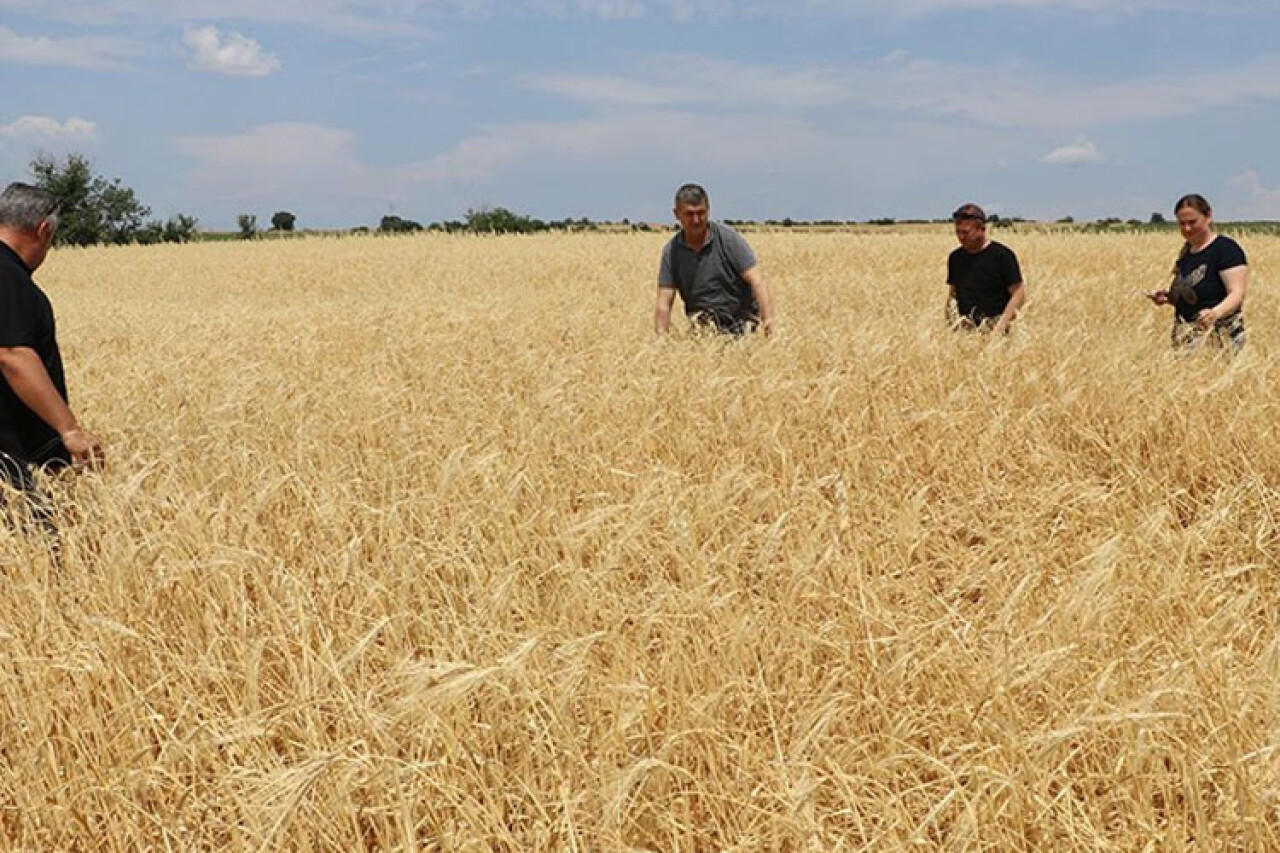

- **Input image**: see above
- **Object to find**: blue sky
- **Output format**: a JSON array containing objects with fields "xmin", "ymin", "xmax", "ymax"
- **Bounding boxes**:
[{"xmin": 2, "ymin": 0, "xmax": 1279, "ymax": 229}]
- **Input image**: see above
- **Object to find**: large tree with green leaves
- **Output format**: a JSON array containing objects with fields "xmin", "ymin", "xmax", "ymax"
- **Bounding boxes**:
[{"xmin": 29, "ymin": 153, "xmax": 154, "ymax": 246}]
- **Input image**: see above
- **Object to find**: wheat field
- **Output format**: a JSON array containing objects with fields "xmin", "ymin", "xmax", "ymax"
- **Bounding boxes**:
[{"xmin": 2, "ymin": 229, "xmax": 1279, "ymax": 851}]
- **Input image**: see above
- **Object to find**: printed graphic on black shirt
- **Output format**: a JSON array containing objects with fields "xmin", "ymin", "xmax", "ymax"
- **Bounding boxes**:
[{"xmin": 1171, "ymin": 236, "xmax": 1246, "ymax": 323}]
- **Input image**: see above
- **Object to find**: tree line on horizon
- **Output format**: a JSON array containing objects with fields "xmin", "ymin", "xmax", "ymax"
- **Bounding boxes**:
[{"xmin": 16, "ymin": 152, "xmax": 1280, "ymax": 247}]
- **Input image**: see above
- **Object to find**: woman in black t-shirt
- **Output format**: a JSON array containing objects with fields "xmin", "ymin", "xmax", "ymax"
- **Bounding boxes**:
[{"xmin": 1146, "ymin": 194, "xmax": 1248, "ymax": 351}]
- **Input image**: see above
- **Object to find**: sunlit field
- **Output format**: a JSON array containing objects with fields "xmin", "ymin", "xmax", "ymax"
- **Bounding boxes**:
[{"xmin": 3, "ymin": 229, "xmax": 1280, "ymax": 851}]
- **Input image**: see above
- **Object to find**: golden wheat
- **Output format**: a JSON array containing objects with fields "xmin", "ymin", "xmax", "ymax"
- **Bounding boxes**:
[{"xmin": 2, "ymin": 229, "xmax": 1278, "ymax": 851}]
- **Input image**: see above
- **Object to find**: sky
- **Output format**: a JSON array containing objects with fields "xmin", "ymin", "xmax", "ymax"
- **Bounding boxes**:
[{"xmin": 2, "ymin": 0, "xmax": 1280, "ymax": 229}]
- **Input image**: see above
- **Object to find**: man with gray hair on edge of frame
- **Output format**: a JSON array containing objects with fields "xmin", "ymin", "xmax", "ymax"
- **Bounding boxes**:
[
  {"xmin": 0, "ymin": 182, "xmax": 103, "ymax": 519},
  {"xmin": 946, "ymin": 202, "xmax": 1026, "ymax": 334},
  {"xmin": 655, "ymin": 183, "xmax": 776, "ymax": 336}
]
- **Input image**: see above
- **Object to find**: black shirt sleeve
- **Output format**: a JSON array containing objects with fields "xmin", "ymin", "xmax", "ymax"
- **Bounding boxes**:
[
  {"xmin": 0, "ymin": 278, "xmax": 40, "ymax": 349},
  {"xmin": 998, "ymin": 245, "xmax": 1023, "ymax": 287},
  {"xmin": 1218, "ymin": 237, "xmax": 1247, "ymax": 270}
]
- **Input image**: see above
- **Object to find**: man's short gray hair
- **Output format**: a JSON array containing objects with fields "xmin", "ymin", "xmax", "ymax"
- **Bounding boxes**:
[
  {"xmin": 0, "ymin": 183, "xmax": 60, "ymax": 231},
  {"xmin": 951, "ymin": 202, "xmax": 987, "ymax": 223},
  {"xmin": 674, "ymin": 183, "xmax": 709, "ymax": 208}
]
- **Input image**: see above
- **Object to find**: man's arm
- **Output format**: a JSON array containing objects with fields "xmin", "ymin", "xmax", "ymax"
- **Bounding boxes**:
[
  {"xmin": 0, "ymin": 346, "xmax": 102, "ymax": 465},
  {"xmin": 992, "ymin": 282, "xmax": 1026, "ymax": 335},
  {"xmin": 741, "ymin": 265, "xmax": 776, "ymax": 336},
  {"xmin": 655, "ymin": 286, "xmax": 677, "ymax": 334},
  {"xmin": 945, "ymin": 284, "xmax": 959, "ymax": 325}
]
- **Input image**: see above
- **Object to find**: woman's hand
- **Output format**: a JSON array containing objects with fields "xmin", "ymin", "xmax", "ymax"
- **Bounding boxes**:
[{"xmin": 1195, "ymin": 307, "xmax": 1219, "ymax": 330}]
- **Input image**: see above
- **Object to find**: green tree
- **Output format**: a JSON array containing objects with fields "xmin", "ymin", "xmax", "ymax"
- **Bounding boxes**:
[
  {"xmin": 162, "ymin": 214, "xmax": 198, "ymax": 243},
  {"xmin": 30, "ymin": 153, "xmax": 153, "ymax": 246},
  {"xmin": 465, "ymin": 206, "xmax": 545, "ymax": 234},
  {"xmin": 134, "ymin": 221, "xmax": 165, "ymax": 245},
  {"xmin": 379, "ymin": 215, "xmax": 423, "ymax": 233},
  {"xmin": 237, "ymin": 214, "xmax": 258, "ymax": 239},
  {"xmin": 271, "ymin": 210, "xmax": 296, "ymax": 232}
]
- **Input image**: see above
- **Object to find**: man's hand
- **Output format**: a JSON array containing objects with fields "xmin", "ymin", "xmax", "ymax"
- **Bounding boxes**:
[
  {"xmin": 742, "ymin": 266, "xmax": 775, "ymax": 338},
  {"xmin": 61, "ymin": 428, "xmax": 104, "ymax": 469},
  {"xmin": 1146, "ymin": 289, "xmax": 1171, "ymax": 306}
]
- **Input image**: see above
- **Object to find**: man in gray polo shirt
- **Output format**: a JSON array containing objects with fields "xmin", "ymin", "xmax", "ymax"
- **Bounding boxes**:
[{"xmin": 655, "ymin": 184, "xmax": 775, "ymax": 336}]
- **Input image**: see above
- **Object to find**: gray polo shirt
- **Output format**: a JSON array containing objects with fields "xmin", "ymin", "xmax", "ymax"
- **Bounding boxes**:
[{"xmin": 658, "ymin": 221, "xmax": 759, "ymax": 325}]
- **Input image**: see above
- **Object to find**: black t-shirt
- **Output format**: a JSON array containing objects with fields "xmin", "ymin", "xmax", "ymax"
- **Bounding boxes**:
[
  {"xmin": 1172, "ymin": 235, "xmax": 1247, "ymax": 323},
  {"xmin": 0, "ymin": 240, "xmax": 70, "ymax": 467},
  {"xmin": 947, "ymin": 241, "xmax": 1023, "ymax": 321}
]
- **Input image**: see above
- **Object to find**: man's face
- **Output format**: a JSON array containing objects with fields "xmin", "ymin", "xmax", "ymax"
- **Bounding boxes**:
[
  {"xmin": 954, "ymin": 217, "xmax": 986, "ymax": 253},
  {"xmin": 675, "ymin": 201, "xmax": 709, "ymax": 241}
]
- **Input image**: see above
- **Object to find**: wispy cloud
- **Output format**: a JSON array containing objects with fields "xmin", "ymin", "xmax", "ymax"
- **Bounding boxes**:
[
  {"xmin": 183, "ymin": 25, "xmax": 281, "ymax": 76},
  {"xmin": 0, "ymin": 1, "xmax": 434, "ymax": 40},
  {"xmin": 171, "ymin": 112, "xmax": 1010, "ymax": 213},
  {"xmin": 533, "ymin": 0, "xmax": 649, "ymax": 19},
  {"xmin": 1227, "ymin": 169, "xmax": 1280, "ymax": 219},
  {"xmin": 0, "ymin": 25, "xmax": 141, "ymax": 70},
  {"xmin": 521, "ymin": 52, "xmax": 1280, "ymax": 130},
  {"xmin": 1041, "ymin": 136, "xmax": 1104, "ymax": 166},
  {"xmin": 173, "ymin": 122, "xmax": 386, "ymax": 201},
  {"xmin": 398, "ymin": 112, "xmax": 832, "ymax": 185},
  {"xmin": 520, "ymin": 56, "xmax": 848, "ymax": 110},
  {"xmin": 8, "ymin": 0, "xmax": 1266, "ymax": 31},
  {"xmin": 1, "ymin": 115, "xmax": 98, "ymax": 142},
  {"xmin": 396, "ymin": 110, "xmax": 1012, "ymax": 193}
]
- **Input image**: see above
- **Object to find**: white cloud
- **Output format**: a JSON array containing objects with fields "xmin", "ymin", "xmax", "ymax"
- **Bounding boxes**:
[
  {"xmin": 398, "ymin": 112, "xmax": 834, "ymax": 185},
  {"xmin": 521, "ymin": 52, "xmax": 1280, "ymax": 130},
  {"xmin": 0, "ymin": 1, "xmax": 433, "ymax": 40},
  {"xmin": 173, "ymin": 122, "xmax": 387, "ymax": 202},
  {"xmin": 170, "ymin": 113, "xmax": 1010, "ymax": 220},
  {"xmin": 1227, "ymin": 170, "xmax": 1280, "ymax": 219},
  {"xmin": 1, "ymin": 115, "xmax": 98, "ymax": 142},
  {"xmin": 396, "ymin": 110, "xmax": 1012, "ymax": 193},
  {"xmin": 0, "ymin": 25, "xmax": 140, "ymax": 69},
  {"xmin": 183, "ymin": 25, "xmax": 281, "ymax": 76},
  {"xmin": 1041, "ymin": 136, "xmax": 1104, "ymax": 166},
  {"xmin": 951, "ymin": 54, "xmax": 1280, "ymax": 127},
  {"xmin": 520, "ymin": 56, "xmax": 848, "ymax": 110},
  {"xmin": 531, "ymin": 0, "xmax": 649, "ymax": 19},
  {"xmin": 6, "ymin": 0, "xmax": 1266, "ymax": 32}
]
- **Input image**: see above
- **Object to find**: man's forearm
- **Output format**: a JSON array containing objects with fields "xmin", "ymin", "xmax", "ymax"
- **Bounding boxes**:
[
  {"xmin": 743, "ymin": 269, "xmax": 775, "ymax": 331},
  {"xmin": 996, "ymin": 285, "xmax": 1026, "ymax": 328},
  {"xmin": 0, "ymin": 348, "xmax": 78, "ymax": 436},
  {"xmin": 655, "ymin": 286, "xmax": 677, "ymax": 333},
  {"xmin": 752, "ymin": 282, "xmax": 775, "ymax": 322}
]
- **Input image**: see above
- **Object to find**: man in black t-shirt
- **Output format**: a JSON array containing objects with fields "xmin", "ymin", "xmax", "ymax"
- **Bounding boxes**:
[
  {"xmin": 0, "ymin": 183, "xmax": 102, "ymax": 505},
  {"xmin": 945, "ymin": 203, "xmax": 1026, "ymax": 333}
]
